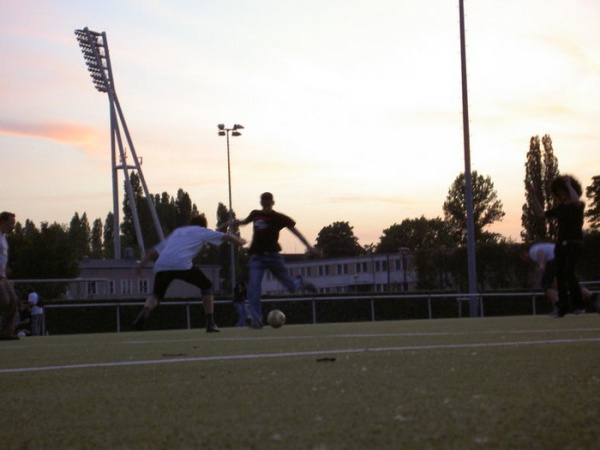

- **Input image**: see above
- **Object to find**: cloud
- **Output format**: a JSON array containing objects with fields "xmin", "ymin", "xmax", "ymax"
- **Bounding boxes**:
[{"xmin": 0, "ymin": 121, "xmax": 103, "ymax": 156}]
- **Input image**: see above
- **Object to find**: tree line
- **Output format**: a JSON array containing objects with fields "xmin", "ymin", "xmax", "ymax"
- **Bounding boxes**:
[{"xmin": 7, "ymin": 134, "xmax": 600, "ymax": 296}]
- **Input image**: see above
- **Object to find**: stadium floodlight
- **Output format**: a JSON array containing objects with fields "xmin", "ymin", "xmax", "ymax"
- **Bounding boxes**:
[
  {"xmin": 218, "ymin": 124, "xmax": 244, "ymax": 295},
  {"xmin": 75, "ymin": 27, "xmax": 165, "ymax": 259},
  {"xmin": 74, "ymin": 28, "xmax": 111, "ymax": 93}
]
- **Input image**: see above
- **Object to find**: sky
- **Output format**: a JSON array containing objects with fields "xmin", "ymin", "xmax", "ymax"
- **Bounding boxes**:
[{"xmin": 1, "ymin": 0, "xmax": 600, "ymax": 253}]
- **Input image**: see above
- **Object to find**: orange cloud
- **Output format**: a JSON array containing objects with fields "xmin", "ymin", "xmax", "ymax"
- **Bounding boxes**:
[{"xmin": 0, "ymin": 121, "xmax": 104, "ymax": 156}]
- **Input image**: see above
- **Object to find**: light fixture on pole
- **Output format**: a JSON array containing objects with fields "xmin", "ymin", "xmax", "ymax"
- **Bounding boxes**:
[
  {"xmin": 218, "ymin": 124, "xmax": 244, "ymax": 295},
  {"xmin": 75, "ymin": 27, "xmax": 165, "ymax": 259}
]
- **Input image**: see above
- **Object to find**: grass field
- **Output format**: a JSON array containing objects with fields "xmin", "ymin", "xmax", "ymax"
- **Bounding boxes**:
[{"xmin": 2, "ymin": 315, "xmax": 600, "ymax": 449}]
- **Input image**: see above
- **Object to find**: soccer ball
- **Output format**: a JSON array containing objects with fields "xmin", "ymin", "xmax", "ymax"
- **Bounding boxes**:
[{"xmin": 267, "ymin": 309, "xmax": 286, "ymax": 328}]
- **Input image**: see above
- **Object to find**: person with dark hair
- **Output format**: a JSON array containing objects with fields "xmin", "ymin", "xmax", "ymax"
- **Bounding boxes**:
[
  {"xmin": 528, "ymin": 175, "xmax": 588, "ymax": 317},
  {"xmin": 133, "ymin": 214, "xmax": 246, "ymax": 332},
  {"xmin": 233, "ymin": 192, "xmax": 322, "ymax": 329},
  {"xmin": 0, "ymin": 211, "xmax": 19, "ymax": 340}
]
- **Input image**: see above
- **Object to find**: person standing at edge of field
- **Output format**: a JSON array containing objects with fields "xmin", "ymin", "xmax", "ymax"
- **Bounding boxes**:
[
  {"xmin": 133, "ymin": 214, "xmax": 246, "ymax": 332},
  {"xmin": 528, "ymin": 175, "xmax": 588, "ymax": 317},
  {"xmin": 28, "ymin": 288, "xmax": 44, "ymax": 336},
  {"xmin": 232, "ymin": 192, "xmax": 322, "ymax": 329},
  {"xmin": 0, "ymin": 211, "xmax": 19, "ymax": 340}
]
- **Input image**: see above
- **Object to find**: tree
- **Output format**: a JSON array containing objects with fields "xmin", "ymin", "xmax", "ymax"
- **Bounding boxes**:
[
  {"xmin": 521, "ymin": 134, "xmax": 560, "ymax": 242},
  {"xmin": 69, "ymin": 212, "xmax": 91, "ymax": 259},
  {"xmin": 316, "ymin": 221, "xmax": 363, "ymax": 257},
  {"xmin": 377, "ymin": 216, "xmax": 454, "ymax": 253},
  {"xmin": 103, "ymin": 212, "xmax": 115, "ymax": 259},
  {"xmin": 90, "ymin": 218, "xmax": 103, "ymax": 258},
  {"xmin": 8, "ymin": 220, "xmax": 79, "ymax": 299},
  {"xmin": 443, "ymin": 171, "xmax": 505, "ymax": 245},
  {"xmin": 585, "ymin": 175, "xmax": 600, "ymax": 230},
  {"xmin": 175, "ymin": 189, "xmax": 198, "ymax": 228},
  {"xmin": 120, "ymin": 171, "xmax": 144, "ymax": 252}
]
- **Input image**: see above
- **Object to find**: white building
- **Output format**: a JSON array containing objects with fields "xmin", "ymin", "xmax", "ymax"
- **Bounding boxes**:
[
  {"xmin": 261, "ymin": 251, "xmax": 416, "ymax": 295},
  {"xmin": 70, "ymin": 256, "xmax": 222, "ymax": 300},
  {"xmin": 68, "ymin": 251, "xmax": 415, "ymax": 300}
]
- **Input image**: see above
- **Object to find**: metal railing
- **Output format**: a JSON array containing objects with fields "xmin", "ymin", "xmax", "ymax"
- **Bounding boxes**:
[{"xmin": 35, "ymin": 290, "xmax": 592, "ymax": 334}]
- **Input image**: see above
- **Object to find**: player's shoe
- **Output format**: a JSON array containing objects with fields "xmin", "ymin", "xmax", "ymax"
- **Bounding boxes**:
[
  {"xmin": 293, "ymin": 275, "xmax": 318, "ymax": 293},
  {"xmin": 206, "ymin": 324, "xmax": 221, "ymax": 333}
]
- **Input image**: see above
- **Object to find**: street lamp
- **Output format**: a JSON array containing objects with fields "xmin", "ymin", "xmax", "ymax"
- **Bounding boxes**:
[{"xmin": 218, "ymin": 124, "xmax": 244, "ymax": 296}]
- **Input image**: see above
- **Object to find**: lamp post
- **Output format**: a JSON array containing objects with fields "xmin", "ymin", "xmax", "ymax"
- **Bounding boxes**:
[{"xmin": 218, "ymin": 124, "xmax": 244, "ymax": 296}]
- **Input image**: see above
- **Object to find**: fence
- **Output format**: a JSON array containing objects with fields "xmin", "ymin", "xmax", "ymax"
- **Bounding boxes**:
[
  {"xmin": 12, "ymin": 276, "xmax": 600, "ymax": 335},
  {"xmin": 35, "ymin": 290, "xmax": 591, "ymax": 335}
]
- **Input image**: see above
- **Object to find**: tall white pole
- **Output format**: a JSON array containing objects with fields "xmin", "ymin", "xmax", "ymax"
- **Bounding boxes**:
[{"xmin": 459, "ymin": 0, "xmax": 479, "ymax": 316}]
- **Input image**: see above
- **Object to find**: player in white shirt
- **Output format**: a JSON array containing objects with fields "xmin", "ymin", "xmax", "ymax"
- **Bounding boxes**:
[{"xmin": 133, "ymin": 214, "xmax": 245, "ymax": 332}]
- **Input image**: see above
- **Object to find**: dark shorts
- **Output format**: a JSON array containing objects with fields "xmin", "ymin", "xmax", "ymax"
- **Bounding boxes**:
[
  {"xmin": 540, "ymin": 259, "xmax": 556, "ymax": 290},
  {"xmin": 153, "ymin": 266, "xmax": 213, "ymax": 299}
]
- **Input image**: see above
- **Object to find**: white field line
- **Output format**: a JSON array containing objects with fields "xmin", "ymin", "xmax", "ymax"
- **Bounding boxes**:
[
  {"xmin": 124, "ymin": 327, "xmax": 600, "ymax": 345},
  {"xmin": 1, "ymin": 336, "xmax": 600, "ymax": 374}
]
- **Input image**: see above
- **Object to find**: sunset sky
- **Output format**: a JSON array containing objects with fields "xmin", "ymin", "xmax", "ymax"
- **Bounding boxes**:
[{"xmin": 1, "ymin": 0, "xmax": 599, "ymax": 253}]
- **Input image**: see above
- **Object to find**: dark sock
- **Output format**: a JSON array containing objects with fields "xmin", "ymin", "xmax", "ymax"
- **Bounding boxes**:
[{"xmin": 206, "ymin": 313, "xmax": 215, "ymax": 327}]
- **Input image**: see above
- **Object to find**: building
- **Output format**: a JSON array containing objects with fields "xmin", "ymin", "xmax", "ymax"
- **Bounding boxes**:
[
  {"xmin": 69, "ymin": 250, "xmax": 415, "ymax": 300},
  {"xmin": 70, "ymin": 256, "xmax": 222, "ymax": 300},
  {"xmin": 261, "ymin": 251, "xmax": 415, "ymax": 295}
]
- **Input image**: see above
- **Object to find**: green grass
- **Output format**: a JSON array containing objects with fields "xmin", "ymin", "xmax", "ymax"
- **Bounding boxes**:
[{"xmin": 2, "ymin": 315, "xmax": 600, "ymax": 449}]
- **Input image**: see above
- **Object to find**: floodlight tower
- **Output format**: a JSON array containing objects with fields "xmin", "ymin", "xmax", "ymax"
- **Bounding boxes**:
[{"xmin": 75, "ymin": 27, "xmax": 165, "ymax": 259}]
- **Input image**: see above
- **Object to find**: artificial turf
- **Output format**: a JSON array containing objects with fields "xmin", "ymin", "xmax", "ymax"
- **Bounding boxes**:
[{"xmin": 1, "ymin": 315, "xmax": 599, "ymax": 449}]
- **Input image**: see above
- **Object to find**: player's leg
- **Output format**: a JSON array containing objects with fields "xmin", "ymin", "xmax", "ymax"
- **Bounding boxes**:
[
  {"xmin": 247, "ymin": 255, "xmax": 267, "ymax": 328},
  {"xmin": 0, "ymin": 280, "xmax": 19, "ymax": 339},
  {"xmin": 133, "ymin": 272, "xmax": 171, "ymax": 330},
  {"xmin": 183, "ymin": 266, "xmax": 220, "ymax": 332}
]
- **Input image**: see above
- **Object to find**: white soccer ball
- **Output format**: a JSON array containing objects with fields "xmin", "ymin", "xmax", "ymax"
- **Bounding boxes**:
[{"xmin": 267, "ymin": 309, "xmax": 286, "ymax": 328}]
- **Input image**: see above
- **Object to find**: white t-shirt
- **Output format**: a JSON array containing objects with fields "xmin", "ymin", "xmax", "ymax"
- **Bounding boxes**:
[
  {"xmin": 153, "ymin": 226, "xmax": 225, "ymax": 272},
  {"xmin": 29, "ymin": 291, "xmax": 43, "ymax": 315},
  {"xmin": 529, "ymin": 243, "xmax": 555, "ymax": 265}
]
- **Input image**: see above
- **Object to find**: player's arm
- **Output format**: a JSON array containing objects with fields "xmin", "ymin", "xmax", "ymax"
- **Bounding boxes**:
[
  {"xmin": 223, "ymin": 234, "xmax": 247, "ymax": 246},
  {"xmin": 289, "ymin": 226, "xmax": 323, "ymax": 257},
  {"xmin": 137, "ymin": 248, "xmax": 159, "ymax": 274},
  {"xmin": 564, "ymin": 176, "xmax": 583, "ymax": 204},
  {"xmin": 526, "ymin": 183, "xmax": 545, "ymax": 217}
]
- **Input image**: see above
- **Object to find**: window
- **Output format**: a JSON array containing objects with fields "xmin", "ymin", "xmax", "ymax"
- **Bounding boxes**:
[
  {"xmin": 87, "ymin": 281, "xmax": 97, "ymax": 296},
  {"xmin": 318, "ymin": 265, "xmax": 329, "ymax": 276},
  {"xmin": 139, "ymin": 279, "xmax": 149, "ymax": 295},
  {"xmin": 337, "ymin": 264, "xmax": 348, "ymax": 275},
  {"xmin": 108, "ymin": 280, "xmax": 115, "ymax": 296},
  {"xmin": 121, "ymin": 279, "xmax": 133, "ymax": 295},
  {"xmin": 356, "ymin": 262, "xmax": 368, "ymax": 273}
]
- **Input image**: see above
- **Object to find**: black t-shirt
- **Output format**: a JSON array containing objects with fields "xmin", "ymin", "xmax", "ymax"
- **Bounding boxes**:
[
  {"xmin": 545, "ymin": 202, "xmax": 584, "ymax": 242},
  {"xmin": 244, "ymin": 210, "xmax": 296, "ymax": 254}
]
